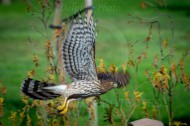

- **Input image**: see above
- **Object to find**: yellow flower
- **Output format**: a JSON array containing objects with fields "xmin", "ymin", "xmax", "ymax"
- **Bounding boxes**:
[
  {"xmin": 21, "ymin": 95, "xmax": 28, "ymax": 105},
  {"xmin": 49, "ymin": 100, "xmax": 54, "ymax": 107},
  {"xmin": 33, "ymin": 54, "xmax": 40, "ymax": 67},
  {"xmin": 124, "ymin": 91, "xmax": 130, "ymax": 100},
  {"xmin": 68, "ymin": 101, "xmax": 77, "ymax": 110},
  {"xmin": 142, "ymin": 100, "xmax": 149, "ymax": 117},
  {"xmin": 128, "ymin": 60, "xmax": 135, "ymax": 67},
  {"xmin": 174, "ymin": 121, "xmax": 180, "ymax": 126},
  {"xmin": 31, "ymin": 100, "xmax": 44, "ymax": 107},
  {"xmin": 152, "ymin": 55, "xmax": 158, "ymax": 68},
  {"xmin": 46, "ymin": 65, "xmax": 53, "ymax": 74},
  {"xmin": 171, "ymin": 62, "xmax": 178, "ymax": 84},
  {"xmin": 53, "ymin": 119, "xmax": 59, "ymax": 126},
  {"xmin": 145, "ymin": 35, "xmax": 151, "ymax": 42},
  {"xmin": 163, "ymin": 39, "xmax": 168, "ymax": 47},
  {"xmin": 97, "ymin": 58, "xmax": 106, "ymax": 73},
  {"xmin": 0, "ymin": 97, "xmax": 4, "ymax": 104},
  {"xmin": 39, "ymin": 100, "xmax": 44, "ymax": 106},
  {"xmin": 19, "ymin": 111, "xmax": 25, "ymax": 122},
  {"xmin": 141, "ymin": 51, "xmax": 147, "ymax": 59},
  {"xmin": 152, "ymin": 106, "xmax": 157, "ymax": 119},
  {"xmin": 142, "ymin": 100, "xmax": 146, "ymax": 109},
  {"xmin": 46, "ymin": 40, "xmax": 54, "ymax": 61},
  {"xmin": 0, "ymin": 86, "xmax": 6, "ymax": 94},
  {"xmin": 152, "ymin": 65, "xmax": 170, "ymax": 91},
  {"xmin": 140, "ymin": 2, "xmax": 147, "ymax": 9},
  {"xmin": 36, "ymin": 110, "xmax": 42, "ymax": 120},
  {"xmin": 0, "ymin": 97, "xmax": 4, "ymax": 116},
  {"xmin": 183, "ymin": 74, "xmax": 190, "ymax": 90},
  {"xmin": 27, "ymin": 114, "xmax": 32, "ymax": 126},
  {"xmin": 38, "ymin": 120, "xmax": 43, "ymax": 126},
  {"xmin": 9, "ymin": 111, "xmax": 17, "ymax": 121},
  {"xmin": 32, "ymin": 100, "xmax": 38, "ymax": 107},
  {"xmin": 122, "ymin": 62, "xmax": 127, "ymax": 73},
  {"xmin": 27, "ymin": 69, "xmax": 35, "ymax": 78},
  {"xmin": 108, "ymin": 64, "xmax": 118, "ymax": 73},
  {"xmin": 179, "ymin": 59, "xmax": 185, "ymax": 76},
  {"xmin": 133, "ymin": 91, "xmax": 143, "ymax": 102},
  {"xmin": 48, "ymin": 74, "xmax": 55, "ymax": 81}
]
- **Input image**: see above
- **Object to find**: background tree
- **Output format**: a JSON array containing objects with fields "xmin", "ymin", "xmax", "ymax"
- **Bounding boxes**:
[{"xmin": 1, "ymin": 0, "xmax": 11, "ymax": 5}]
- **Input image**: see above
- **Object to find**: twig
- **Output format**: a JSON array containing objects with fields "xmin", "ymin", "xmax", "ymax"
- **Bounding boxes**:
[
  {"xmin": 32, "ymin": 24, "xmax": 48, "ymax": 38},
  {"xmin": 114, "ymin": 90, "xmax": 121, "ymax": 108},
  {"xmin": 157, "ymin": 22, "xmax": 165, "ymax": 63},
  {"xmin": 126, "ymin": 105, "xmax": 136, "ymax": 123},
  {"xmin": 162, "ymin": 94, "xmax": 171, "ymax": 126},
  {"xmin": 168, "ymin": 84, "xmax": 173, "ymax": 126},
  {"xmin": 49, "ymin": 6, "xmax": 94, "ymax": 29},
  {"xmin": 62, "ymin": 6, "xmax": 94, "ymax": 22},
  {"xmin": 97, "ymin": 97, "xmax": 119, "ymax": 109}
]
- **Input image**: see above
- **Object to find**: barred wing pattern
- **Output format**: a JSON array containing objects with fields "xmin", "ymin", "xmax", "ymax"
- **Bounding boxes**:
[
  {"xmin": 62, "ymin": 12, "xmax": 97, "ymax": 81},
  {"xmin": 98, "ymin": 72, "xmax": 129, "ymax": 87}
]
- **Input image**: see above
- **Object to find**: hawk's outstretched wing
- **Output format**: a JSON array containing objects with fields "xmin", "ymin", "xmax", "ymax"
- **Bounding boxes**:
[
  {"xmin": 62, "ymin": 12, "xmax": 97, "ymax": 81},
  {"xmin": 98, "ymin": 72, "xmax": 129, "ymax": 88}
]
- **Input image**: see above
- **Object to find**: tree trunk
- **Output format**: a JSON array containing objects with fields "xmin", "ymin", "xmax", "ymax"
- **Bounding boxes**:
[
  {"xmin": 84, "ymin": 1, "xmax": 98, "ymax": 126},
  {"xmin": 52, "ymin": 0, "xmax": 66, "ymax": 83}
]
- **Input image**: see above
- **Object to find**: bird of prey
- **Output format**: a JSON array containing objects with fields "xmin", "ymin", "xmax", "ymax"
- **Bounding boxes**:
[{"xmin": 21, "ymin": 9, "xmax": 129, "ymax": 114}]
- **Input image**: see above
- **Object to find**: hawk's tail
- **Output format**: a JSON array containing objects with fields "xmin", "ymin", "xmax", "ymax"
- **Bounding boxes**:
[{"xmin": 20, "ymin": 78, "xmax": 66, "ymax": 100}]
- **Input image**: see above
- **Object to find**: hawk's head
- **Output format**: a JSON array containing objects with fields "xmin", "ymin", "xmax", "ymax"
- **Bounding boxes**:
[{"xmin": 98, "ymin": 72, "xmax": 130, "ymax": 94}]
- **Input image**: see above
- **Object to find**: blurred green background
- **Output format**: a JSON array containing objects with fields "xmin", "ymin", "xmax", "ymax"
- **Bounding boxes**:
[{"xmin": 0, "ymin": 0, "xmax": 190, "ymax": 125}]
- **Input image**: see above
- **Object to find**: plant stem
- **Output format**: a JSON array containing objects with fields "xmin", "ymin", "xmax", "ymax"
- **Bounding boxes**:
[
  {"xmin": 126, "ymin": 105, "xmax": 136, "ymax": 124},
  {"xmin": 157, "ymin": 22, "xmax": 164, "ymax": 63},
  {"xmin": 168, "ymin": 86, "xmax": 173, "ymax": 126},
  {"xmin": 162, "ymin": 94, "xmax": 171, "ymax": 126}
]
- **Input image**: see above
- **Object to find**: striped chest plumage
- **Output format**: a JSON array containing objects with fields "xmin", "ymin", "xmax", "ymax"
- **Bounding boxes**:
[{"xmin": 64, "ymin": 80, "xmax": 101, "ymax": 99}]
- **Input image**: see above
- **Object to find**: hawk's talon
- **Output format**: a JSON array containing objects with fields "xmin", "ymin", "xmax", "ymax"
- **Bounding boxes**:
[
  {"xmin": 57, "ymin": 105, "xmax": 65, "ymax": 111},
  {"xmin": 59, "ymin": 107, "xmax": 68, "ymax": 115},
  {"xmin": 57, "ymin": 97, "xmax": 67, "ymax": 111},
  {"xmin": 58, "ymin": 98, "xmax": 71, "ymax": 115}
]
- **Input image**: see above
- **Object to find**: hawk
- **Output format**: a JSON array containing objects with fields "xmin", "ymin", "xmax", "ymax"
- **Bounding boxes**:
[{"xmin": 21, "ymin": 9, "xmax": 129, "ymax": 114}]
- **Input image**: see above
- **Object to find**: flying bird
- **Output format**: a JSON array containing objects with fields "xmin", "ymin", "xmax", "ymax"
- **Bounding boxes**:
[{"xmin": 21, "ymin": 9, "xmax": 129, "ymax": 114}]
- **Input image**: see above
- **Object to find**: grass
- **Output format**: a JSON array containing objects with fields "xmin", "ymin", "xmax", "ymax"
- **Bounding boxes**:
[{"xmin": 0, "ymin": 0, "xmax": 190, "ymax": 125}]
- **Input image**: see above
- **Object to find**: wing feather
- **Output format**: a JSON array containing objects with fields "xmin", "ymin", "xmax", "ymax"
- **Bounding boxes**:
[
  {"xmin": 62, "ymin": 12, "xmax": 97, "ymax": 81},
  {"xmin": 98, "ymin": 72, "xmax": 130, "ymax": 87}
]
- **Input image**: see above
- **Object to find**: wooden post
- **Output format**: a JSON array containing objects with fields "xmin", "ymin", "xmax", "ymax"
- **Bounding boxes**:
[
  {"xmin": 84, "ymin": 1, "xmax": 98, "ymax": 126},
  {"xmin": 85, "ymin": 0, "xmax": 93, "ymax": 22},
  {"xmin": 53, "ymin": 0, "xmax": 61, "ymax": 27},
  {"xmin": 52, "ymin": 0, "xmax": 66, "ymax": 83}
]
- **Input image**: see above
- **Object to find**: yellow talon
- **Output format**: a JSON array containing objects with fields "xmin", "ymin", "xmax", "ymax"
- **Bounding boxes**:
[
  {"xmin": 57, "ymin": 98, "xmax": 74, "ymax": 115},
  {"xmin": 57, "ymin": 97, "xmax": 67, "ymax": 111},
  {"xmin": 57, "ymin": 104, "xmax": 65, "ymax": 111},
  {"xmin": 59, "ymin": 106, "xmax": 68, "ymax": 115}
]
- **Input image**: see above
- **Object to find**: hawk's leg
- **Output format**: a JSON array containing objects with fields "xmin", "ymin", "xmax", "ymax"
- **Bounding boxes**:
[
  {"xmin": 57, "ymin": 97, "xmax": 67, "ymax": 111},
  {"xmin": 59, "ymin": 99, "xmax": 76, "ymax": 115}
]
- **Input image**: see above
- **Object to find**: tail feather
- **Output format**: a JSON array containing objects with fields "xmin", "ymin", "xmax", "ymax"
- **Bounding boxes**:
[{"xmin": 21, "ymin": 78, "xmax": 63, "ymax": 100}]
